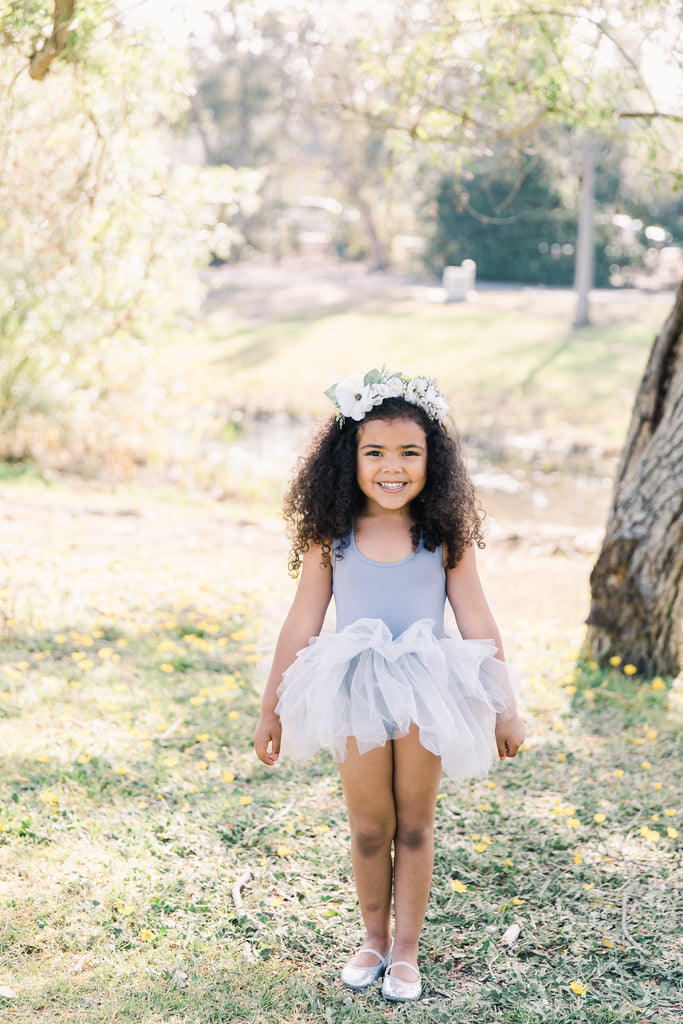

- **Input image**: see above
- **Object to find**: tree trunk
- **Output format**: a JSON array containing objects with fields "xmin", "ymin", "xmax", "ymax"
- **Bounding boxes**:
[
  {"xmin": 356, "ymin": 194, "xmax": 388, "ymax": 271},
  {"xmin": 573, "ymin": 133, "xmax": 597, "ymax": 328},
  {"xmin": 583, "ymin": 279, "xmax": 683, "ymax": 676},
  {"xmin": 29, "ymin": 0, "xmax": 75, "ymax": 80}
]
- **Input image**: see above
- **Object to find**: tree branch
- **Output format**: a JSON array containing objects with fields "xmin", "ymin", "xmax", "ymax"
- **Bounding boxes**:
[
  {"xmin": 29, "ymin": 0, "xmax": 76, "ymax": 81},
  {"xmin": 619, "ymin": 111, "xmax": 683, "ymax": 123}
]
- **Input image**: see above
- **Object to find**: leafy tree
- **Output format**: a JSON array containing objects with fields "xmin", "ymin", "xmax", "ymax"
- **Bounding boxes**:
[
  {"xmin": 428, "ymin": 146, "xmax": 589, "ymax": 284},
  {"xmin": 0, "ymin": 1, "xmax": 257, "ymax": 457},
  {"xmin": 339, "ymin": 0, "xmax": 683, "ymax": 317},
  {"xmin": 425, "ymin": 137, "xmax": 658, "ymax": 285},
  {"xmin": 190, "ymin": 1, "xmax": 418, "ymax": 268}
]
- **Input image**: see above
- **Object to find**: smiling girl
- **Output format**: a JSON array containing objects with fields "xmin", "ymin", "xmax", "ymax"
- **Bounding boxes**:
[{"xmin": 254, "ymin": 368, "xmax": 525, "ymax": 1002}]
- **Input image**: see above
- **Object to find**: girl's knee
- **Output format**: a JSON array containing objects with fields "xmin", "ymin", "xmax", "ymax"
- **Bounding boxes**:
[
  {"xmin": 351, "ymin": 814, "xmax": 395, "ymax": 856},
  {"xmin": 395, "ymin": 817, "xmax": 434, "ymax": 850}
]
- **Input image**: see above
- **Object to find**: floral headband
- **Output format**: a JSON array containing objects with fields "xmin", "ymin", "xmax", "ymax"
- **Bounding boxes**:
[{"xmin": 325, "ymin": 368, "xmax": 449, "ymax": 426}]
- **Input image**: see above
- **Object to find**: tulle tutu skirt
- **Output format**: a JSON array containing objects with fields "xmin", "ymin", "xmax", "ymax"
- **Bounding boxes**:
[{"xmin": 275, "ymin": 617, "xmax": 517, "ymax": 782}]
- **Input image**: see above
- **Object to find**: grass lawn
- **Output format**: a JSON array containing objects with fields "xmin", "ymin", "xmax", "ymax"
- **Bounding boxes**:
[
  {"xmin": 0, "ymin": 271, "xmax": 681, "ymax": 1022},
  {"xmin": 1, "ymin": 478, "xmax": 681, "ymax": 1024},
  {"xmin": 190, "ymin": 274, "xmax": 671, "ymax": 455}
]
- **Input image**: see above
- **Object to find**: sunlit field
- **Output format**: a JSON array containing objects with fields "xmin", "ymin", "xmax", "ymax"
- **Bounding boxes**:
[{"xmin": 1, "ymin": 273, "xmax": 682, "ymax": 1023}]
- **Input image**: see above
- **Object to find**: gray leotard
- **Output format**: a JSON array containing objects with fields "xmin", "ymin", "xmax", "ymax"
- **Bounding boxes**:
[{"xmin": 333, "ymin": 532, "xmax": 447, "ymax": 638}]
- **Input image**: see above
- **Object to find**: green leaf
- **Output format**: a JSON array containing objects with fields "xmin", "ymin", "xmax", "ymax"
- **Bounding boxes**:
[{"xmin": 363, "ymin": 368, "xmax": 382, "ymax": 385}]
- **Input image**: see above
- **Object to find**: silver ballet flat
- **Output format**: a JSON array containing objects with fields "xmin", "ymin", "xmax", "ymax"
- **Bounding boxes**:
[
  {"xmin": 381, "ymin": 960, "xmax": 422, "ymax": 1002},
  {"xmin": 340, "ymin": 946, "xmax": 391, "ymax": 990}
]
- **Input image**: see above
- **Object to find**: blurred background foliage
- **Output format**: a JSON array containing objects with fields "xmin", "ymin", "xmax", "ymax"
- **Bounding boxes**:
[
  {"xmin": 1, "ymin": 0, "xmax": 682, "ymax": 474},
  {"xmin": 0, "ymin": 0, "xmax": 260, "ymax": 467}
]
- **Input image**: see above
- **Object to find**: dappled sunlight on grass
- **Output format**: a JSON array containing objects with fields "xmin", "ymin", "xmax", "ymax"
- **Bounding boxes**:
[{"xmin": 0, "ymin": 478, "xmax": 681, "ymax": 1023}]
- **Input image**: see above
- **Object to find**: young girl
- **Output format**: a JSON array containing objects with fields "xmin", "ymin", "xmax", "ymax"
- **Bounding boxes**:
[{"xmin": 254, "ymin": 368, "xmax": 525, "ymax": 1002}]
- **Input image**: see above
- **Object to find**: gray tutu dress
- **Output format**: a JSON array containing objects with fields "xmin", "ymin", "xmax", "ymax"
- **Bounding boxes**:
[{"xmin": 275, "ymin": 533, "xmax": 517, "ymax": 781}]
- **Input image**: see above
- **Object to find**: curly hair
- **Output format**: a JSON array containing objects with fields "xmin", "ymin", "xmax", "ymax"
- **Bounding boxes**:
[{"xmin": 282, "ymin": 397, "xmax": 485, "ymax": 576}]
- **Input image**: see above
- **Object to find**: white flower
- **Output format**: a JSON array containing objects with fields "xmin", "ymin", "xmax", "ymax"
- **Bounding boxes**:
[
  {"xmin": 327, "ymin": 368, "xmax": 449, "ymax": 424},
  {"xmin": 379, "ymin": 376, "xmax": 404, "ymax": 399},
  {"xmin": 335, "ymin": 373, "xmax": 376, "ymax": 421}
]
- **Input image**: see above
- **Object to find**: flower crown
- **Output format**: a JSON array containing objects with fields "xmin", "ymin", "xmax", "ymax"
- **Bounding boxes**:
[{"xmin": 324, "ymin": 368, "xmax": 449, "ymax": 426}]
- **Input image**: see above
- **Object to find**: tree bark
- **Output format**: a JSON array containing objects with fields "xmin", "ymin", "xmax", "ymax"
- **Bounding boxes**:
[
  {"xmin": 29, "ymin": 0, "xmax": 75, "ymax": 81},
  {"xmin": 584, "ymin": 279, "xmax": 683, "ymax": 676}
]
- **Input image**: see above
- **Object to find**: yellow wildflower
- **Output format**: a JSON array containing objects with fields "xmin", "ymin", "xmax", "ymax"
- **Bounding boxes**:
[
  {"xmin": 570, "ymin": 981, "xmax": 587, "ymax": 996},
  {"xmin": 450, "ymin": 879, "xmax": 468, "ymax": 893},
  {"xmin": 623, "ymin": 664, "xmax": 637, "ymax": 676}
]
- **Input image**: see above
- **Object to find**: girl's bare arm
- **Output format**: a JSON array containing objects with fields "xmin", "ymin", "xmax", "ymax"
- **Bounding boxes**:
[
  {"xmin": 446, "ymin": 544, "xmax": 505, "ymax": 656},
  {"xmin": 446, "ymin": 545, "xmax": 525, "ymax": 760},
  {"xmin": 254, "ymin": 544, "xmax": 333, "ymax": 766}
]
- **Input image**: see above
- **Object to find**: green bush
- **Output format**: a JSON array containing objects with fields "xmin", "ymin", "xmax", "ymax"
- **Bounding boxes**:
[{"xmin": 424, "ymin": 148, "xmax": 642, "ymax": 287}]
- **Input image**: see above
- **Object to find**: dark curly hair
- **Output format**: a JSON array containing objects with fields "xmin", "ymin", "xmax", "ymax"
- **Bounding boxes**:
[{"xmin": 282, "ymin": 396, "xmax": 485, "ymax": 576}]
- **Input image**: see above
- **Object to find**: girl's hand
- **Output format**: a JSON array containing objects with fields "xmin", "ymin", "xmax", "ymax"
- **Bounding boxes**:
[
  {"xmin": 254, "ymin": 712, "xmax": 282, "ymax": 766},
  {"xmin": 495, "ymin": 713, "xmax": 525, "ymax": 761}
]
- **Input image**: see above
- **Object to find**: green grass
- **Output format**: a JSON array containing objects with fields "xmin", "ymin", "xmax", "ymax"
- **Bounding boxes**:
[
  {"xmin": 190, "ymin": 291, "xmax": 667, "ymax": 451},
  {"xmin": 1, "ymin": 279, "xmax": 681, "ymax": 1021},
  {"xmin": 1, "ymin": 538, "xmax": 681, "ymax": 1023}
]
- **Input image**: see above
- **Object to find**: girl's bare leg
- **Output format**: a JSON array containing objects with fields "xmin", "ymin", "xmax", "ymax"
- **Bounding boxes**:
[
  {"xmin": 390, "ymin": 725, "xmax": 442, "ymax": 981},
  {"xmin": 338, "ymin": 738, "xmax": 395, "ymax": 966}
]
